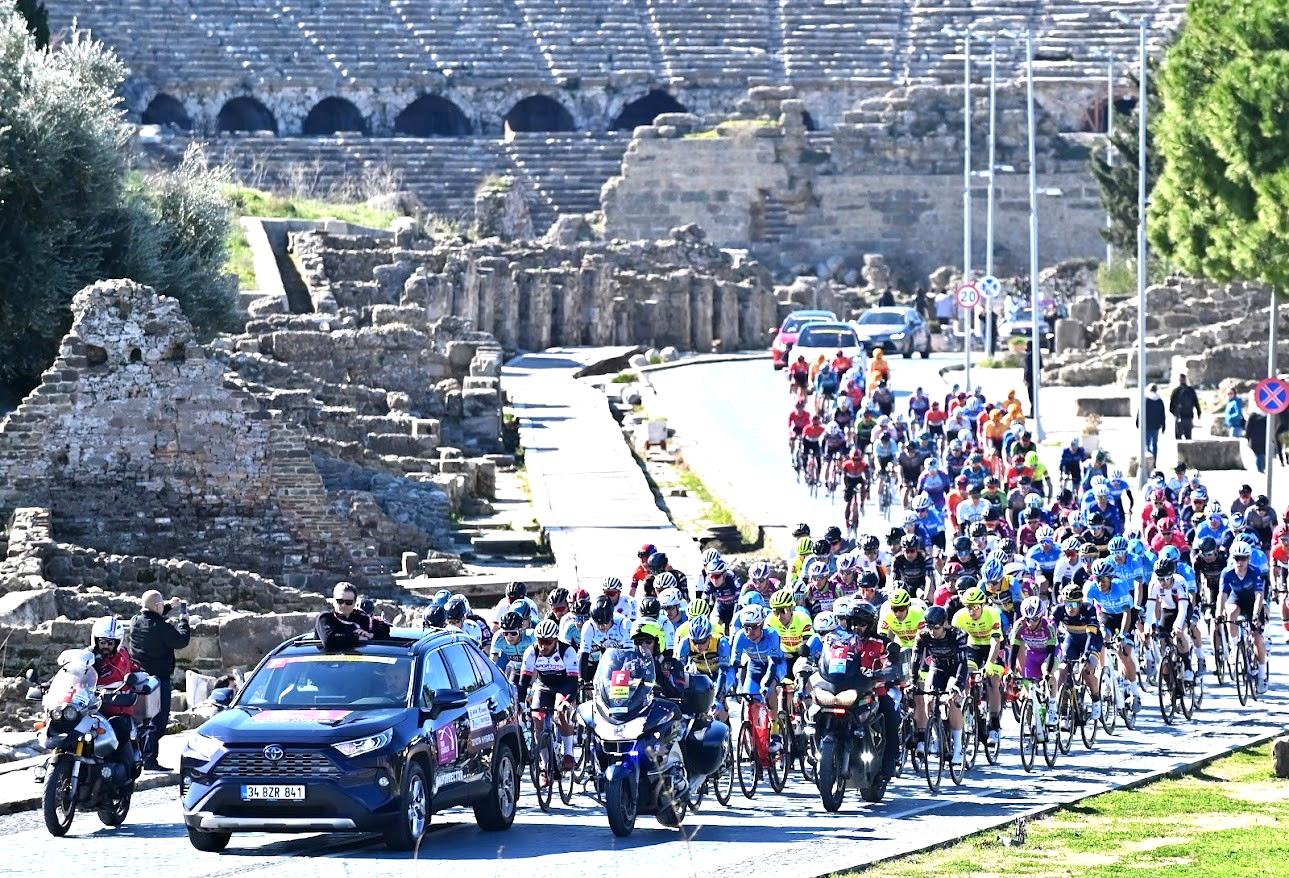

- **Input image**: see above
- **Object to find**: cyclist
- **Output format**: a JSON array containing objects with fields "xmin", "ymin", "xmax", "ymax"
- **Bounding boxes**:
[
  {"xmin": 790, "ymin": 535, "xmax": 816, "ymax": 582},
  {"xmin": 897, "ymin": 441, "xmax": 926, "ymax": 505},
  {"xmin": 674, "ymin": 614, "xmax": 731, "ymax": 721},
  {"xmin": 834, "ymin": 552, "xmax": 862, "ymax": 598},
  {"xmin": 729, "ymin": 604, "xmax": 788, "ymax": 751},
  {"xmin": 788, "ymin": 354, "xmax": 810, "ymax": 396},
  {"xmin": 788, "ymin": 400, "xmax": 811, "ymax": 464},
  {"xmin": 1010, "ymin": 596, "xmax": 1059, "ymax": 724},
  {"xmin": 657, "ymin": 586, "xmax": 687, "ymax": 650},
  {"xmin": 873, "ymin": 427, "xmax": 900, "ymax": 473},
  {"xmin": 878, "ymin": 587, "xmax": 926, "ymax": 652},
  {"xmin": 801, "ymin": 414, "xmax": 826, "ymax": 481},
  {"xmin": 743, "ymin": 561, "xmax": 780, "ymax": 601},
  {"xmin": 950, "ymin": 534, "xmax": 983, "ymax": 579},
  {"xmin": 1218, "ymin": 540, "xmax": 1268, "ymax": 693},
  {"xmin": 815, "ymin": 358, "xmax": 841, "ymax": 405},
  {"xmin": 842, "ymin": 446, "xmax": 871, "ymax": 518},
  {"xmin": 854, "ymin": 408, "xmax": 878, "ymax": 455},
  {"xmin": 980, "ymin": 557, "xmax": 1020, "ymax": 636},
  {"xmin": 912, "ymin": 605, "xmax": 968, "ymax": 762},
  {"xmin": 579, "ymin": 595, "xmax": 630, "ymax": 680},
  {"xmin": 517, "ymin": 618, "xmax": 580, "ymax": 771},
  {"xmin": 490, "ymin": 611, "xmax": 535, "ymax": 681},
  {"xmin": 914, "ymin": 493, "xmax": 947, "ymax": 553},
  {"xmin": 1086, "ymin": 557, "xmax": 1142, "ymax": 711},
  {"xmin": 600, "ymin": 576, "xmax": 638, "ymax": 623},
  {"xmin": 1026, "ymin": 526, "xmax": 1062, "ymax": 587},
  {"xmin": 703, "ymin": 557, "xmax": 743, "ymax": 629},
  {"xmin": 494, "ymin": 582, "xmax": 541, "ymax": 629},
  {"xmin": 1060, "ymin": 438, "xmax": 1088, "ymax": 490},
  {"xmin": 767, "ymin": 589, "xmax": 814, "ymax": 661},
  {"xmin": 801, "ymin": 558, "xmax": 840, "ymax": 615},
  {"xmin": 822, "ymin": 422, "xmax": 850, "ymax": 484},
  {"xmin": 561, "ymin": 589, "xmax": 591, "ymax": 652},
  {"xmin": 445, "ymin": 595, "xmax": 486, "ymax": 648},
  {"xmin": 893, "ymin": 534, "xmax": 936, "ymax": 603},
  {"xmin": 952, "ymin": 586, "xmax": 1007, "ymax": 745},
  {"xmin": 1052, "ymin": 582, "xmax": 1104, "ymax": 725},
  {"xmin": 641, "ymin": 552, "xmax": 690, "ymax": 599},
  {"xmin": 855, "ymin": 534, "xmax": 893, "ymax": 585}
]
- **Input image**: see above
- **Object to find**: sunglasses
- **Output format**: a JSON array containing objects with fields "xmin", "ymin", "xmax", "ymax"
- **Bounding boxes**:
[
  {"xmin": 503, "ymin": 630, "xmax": 521, "ymax": 637},
  {"xmin": 744, "ymin": 624, "xmax": 763, "ymax": 632},
  {"xmin": 929, "ymin": 623, "xmax": 946, "ymax": 631},
  {"xmin": 537, "ymin": 638, "xmax": 557, "ymax": 646},
  {"xmin": 335, "ymin": 598, "xmax": 355, "ymax": 606}
]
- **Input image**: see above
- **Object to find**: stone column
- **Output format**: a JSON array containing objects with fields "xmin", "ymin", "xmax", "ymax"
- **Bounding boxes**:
[
  {"xmin": 689, "ymin": 273, "xmax": 714, "ymax": 351},
  {"xmin": 715, "ymin": 280, "xmax": 741, "ymax": 352}
]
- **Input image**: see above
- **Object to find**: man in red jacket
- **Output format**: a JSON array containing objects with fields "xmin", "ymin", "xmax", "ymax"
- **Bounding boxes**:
[{"xmin": 91, "ymin": 617, "xmax": 143, "ymax": 774}]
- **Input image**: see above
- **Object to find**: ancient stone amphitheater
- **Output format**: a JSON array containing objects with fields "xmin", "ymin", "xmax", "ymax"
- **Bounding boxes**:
[{"xmin": 51, "ymin": 0, "xmax": 1184, "ymax": 234}]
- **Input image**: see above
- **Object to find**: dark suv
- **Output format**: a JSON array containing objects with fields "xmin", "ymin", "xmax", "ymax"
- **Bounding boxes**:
[{"xmin": 179, "ymin": 627, "xmax": 522, "ymax": 852}]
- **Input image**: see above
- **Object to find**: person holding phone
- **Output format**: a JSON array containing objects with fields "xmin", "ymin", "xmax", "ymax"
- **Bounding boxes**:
[{"xmin": 129, "ymin": 589, "xmax": 192, "ymax": 771}]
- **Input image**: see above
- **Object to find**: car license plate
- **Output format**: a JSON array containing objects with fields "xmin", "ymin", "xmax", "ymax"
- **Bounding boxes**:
[{"xmin": 241, "ymin": 784, "xmax": 305, "ymax": 801}]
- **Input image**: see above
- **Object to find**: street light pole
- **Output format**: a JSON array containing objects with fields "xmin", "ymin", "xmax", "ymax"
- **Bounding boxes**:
[
  {"xmin": 1105, "ymin": 56, "xmax": 1115, "ymax": 270},
  {"xmin": 985, "ymin": 37, "xmax": 998, "ymax": 361},
  {"xmin": 1026, "ymin": 29, "xmax": 1043, "ymax": 441},
  {"xmin": 1135, "ymin": 18, "xmax": 1149, "ymax": 486},
  {"xmin": 963, "ymin": 29, "xmax": 974, "ymax": 393},
  {"xmin": 1268, "ymin": 288, "xmax": 1278, "ymax": 502}
]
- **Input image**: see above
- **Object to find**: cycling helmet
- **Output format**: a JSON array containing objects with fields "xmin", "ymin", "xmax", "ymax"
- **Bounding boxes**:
[
  {"xmin": 506, "ymin": 582, "xmax": 527, "ymax": 601},
  {"xmin": 1197, "ymin": 536, "xmax": 1218, "ymax": 555},
  {"xmin": 688, "ymin": 597, "xmax": 712, "ymax": 619},
  {"xmin": 1087, "ymin": 511, "xmax": 1106, "ymax": 527},
  {"xmin": 824, "ymin": 525, "xmax": 843, "ymax": 542},
  {"xmin": 832, "ymin": 596, "xmax": 854, "ymax": 619},
  {"xmin": 1090, "ymin": 474, "xmax": 1107, "ymax": 488},
  {"xmin": 432, "ymin": 589, "xmax": 452, "ymax": 607},
  {"xmin": 500, "ymin": 611, "xmax": 524, "ymax": 632},
  {"xmin": 1080, "ymin": 542, "xmax": 1100, "ymax": 558},
  {"xmin": 1061, "ymin": 535, "xmax": 1082, "ymax": 553},
  {"xmin": 654, "ymin": 571, "xmax": 679, "ymax": 593},
  {"xmin": 1004, "ymin": 560, "xmax": 1028, "ymax": 579},
  {"xmin": 903, "ymin": 512, "xmax": 918, "ymax": 527},
  {"xmin": 889, "ymin": 588, "xmax": 911, "ymax": 608},
  {"xmin": 534, "ymin": 619, "xmax": 559, "ymax": 641},
  {"xmin": 805, "ymin": 559, "xmax": 831, "ymax": 579},
  {"xmin": 900, "ymin": 534, "xmax": 920, "ymax": 551},
  {"xmin": 639, "ymin": 596, "xmax": 661, "ymax": 619},
  {"xmin": 738, "ymin": 605, "xmax": 767, "ymax": 628},
  {"xmin": 796, "ymin": 536, "xmax": 815, "ymax": 556},
  {"xmin": 1020, "ymin": 596, "xmax": 1043, "ymax": 620},
  {"xmin": 849, "ymin": 603, "xmax": 880, "ymax": 637},
  {"xmin": 1192, "ymin": 486, "xmax": 1209, "ymax": 501},
  {"xmin": 826, "ymin": 422, "xmax": 843, "ymax": 437},
  {"xmin": 1061, "ymin": 583, "xmax": 1084, "ymax": 603},
  {"xmin": 648, "ymin": 552, "xmax": 670, "ymax": 573},
  {"xmin": 862, "ymin": 535, "xmax": 881, "ymax": 552},
  {"xmin": 792, "ymin": 523, "xmax": 811, "ymax": 539},
  {"xmin": 1092, "ymin": 558, "xmax": 1116, "ymax": 579},
  {"xmin": 707, "ymin": 558, "xmax": 728, "ymax": 575},
  {"xmin": 639, "ymin": 542, "xmax": 658, "ymax": 560},
  {"xmin": 925, "ymin": 605, "xmax": 949, "ymax": 627},
  {"xmin": 445, "ymin": 595, "xmax": 470, "ymax": 622},
  {"xmin": 981, "ymin": 559, "xmax": 1005, "ymax": 582},
  {"xmin": 749, "ymin": 561, "xmax": 772, "ymax": 581},
  {"xmin": 1154, "ymin": 558, "xmax": 1176, "ymax": 577},
  {"xmin": 423, "ymin": 605, "xmax": 447, "ymax": 628},
  {"xmin": 858, "ymin": 571, "xmax": 881, "ymax": 591},
  {"xmin": 813, "ymin": 612, "xmax": 839, "ymax": 635},
  {"xmin": 1230, "ymin": 541, "xmax": 1253, "ymax": 559},
  {"xmin": 1231, "ymin": 512, "xmax": 1246, "ymax": 529},
  {"xmin": 1108, "ymin": 535, "xmax": 1129, "ymax": 554},
  {"xmin": 915, "ymin": 494, "xmax": 933, "ymax": 511},
  {"xmin": 548, "ymin": 587, "xmax": 570, "ymax": 609},
  {"xmin": 962, "ymin": 587, "xmax": 987, "ymax": 606},
  {"xmin": 659, "ymin": 588, "xmax": 684, "ymax": 610},
  {"xmin": 689, "ymin": 616, "xmax": 713, "ymax": 642},
  {"xmin": 591, "ymin": 596, "xmax": 616, "ymax": 625},
  {"xmin": 91, "ymin": 616, "xmax": 123, "ymax": 644},
  {"xmin": 602, "ymin": 576, "xmax": 624, "ymax": 595},
  {"xmin": 954, "ymin": 535, "xmax": 973, "ymax": 553},
  {"xmin": 630, "ymin": 617, "xmax": 665, "ymax": 647},
  {"xmin": 813, "ymin": 539, "xmax": 831, "ymax": 556},
  {"xmin": 837, "ymin": 552, "xmax": 859, "ymax": 573},
  {"xmin": 740, "ymin": 591, "xmax": 767, "ymax": 608},
  {"xmin": 1025, "ymin": 493, "xmax": 1043, "ymax": 508},
  {"xmin": 987, "ymin": 548, "xmax": 1010, "ymax": 564},
  {"xmin": 770, "ymin": 589, "xmax": 796, "ymax": 610},
  {"xmin": 1160, "ymin": 545, "xmax": 1181, "ymax": 564},
  {"xmin": 969, "ymin": 522, "xmax": 988, "ymax": 538},
  {"xmin": 1036, "ymin": 526, "xmax": 1056, "ymax": 544},
  {"xmin": 702, "ymin": 548, "xmax": 723, "ymax": 566}
]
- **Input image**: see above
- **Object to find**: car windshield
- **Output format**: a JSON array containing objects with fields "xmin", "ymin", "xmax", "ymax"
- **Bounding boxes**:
[
  {"xmin": 1011, "ymin": 309, "xmax": 1035, "ymax": 322},
  {"xmin": 798, "ymin": 326, "xmax": 857, "ymax": 348},
  {"xmin": 782, "ymin": 315, "xmax": 830, "ymax": 334},
  {"xmin": 594, "ymin": 647, "xmax": 655, "ymax": 719},
  {"xmin": 239, "ymin": 652, "xmax": 414, "ymax": 710},
  {"xmin": 857, "ymin": 311, "xmax": 905, "ymax": 326}
]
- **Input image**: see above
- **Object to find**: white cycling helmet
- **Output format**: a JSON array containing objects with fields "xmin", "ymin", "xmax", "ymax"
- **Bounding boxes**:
[
  {"xmin": 738, "ymin": 605, "xmax": 767, "ymax": 627},
  {"xmin": 836, "ymin": 553, "xmax": 859, "ymax": 573},
  {"xmin": 534, "ymin": 619, "xmax": 560, "ymax": 640},
  {"xmin": 805, "ymin": 559, "xmax": 830, "ymax": 579},
  {"xmin": 749, "ymin": 561, "xmax": 772, "ymax": 581},
  {"xmin": 1020, "ymin": 596, "xmax": 1043, "ymax": 620},
  {"xmin": 658, "ymin": 588, "xmax": 684, "ymax": 610},
  {"xmin": 91, "ymin": 616, "xmax": 123, "ymax": 643},
  {"xmin": 702, "ymin": 548, "xmax": 723, "ymax": 566},
  {"xmin": 1230, "ymin": 540, "xmax": 1253, "ymax": 558},
  {"xmin": 813, "ymin": 612, "xmax": 839, "ymax": 635}
]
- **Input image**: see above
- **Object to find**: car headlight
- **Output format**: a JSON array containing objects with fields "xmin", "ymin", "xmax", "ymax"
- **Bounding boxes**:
[
  {"xmin": 333, "ymin": 728, "xmax": 394, "ymax": 758},
  {"xmin": 184, "ymin": 732, "xmax": 224, "ymax": 762},
  {"xmin": 890, "ymin": 332, "xmax": 905, "ymax": 340}
]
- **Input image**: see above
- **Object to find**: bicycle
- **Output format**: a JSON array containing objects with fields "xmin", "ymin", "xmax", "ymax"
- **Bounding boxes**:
[
  {"xmin": 1153, "ymin": 634, "xmax": 1186, "ymax": 725},
  {"xmin": 1228, "ymin": 617, "xmax": 1260, "ymax": 706},
  {"xmin": 844, "ymin": 485, "xmax": 862, "ymax": 539},
  {"xmin": 824, "ymin": 454, "xmax": 840, "ymax": 502},
  {"xmin": 1055, "ymin": 656, "xmax": 1096, "ymax": 753},
  {"xmin": 804, "ymin": 451, "xmax": 821, "ymax": 497},
  {"xmin": 877, "ymin": 470, "xmax": 895, "ymax": 520},
  {"xmin": 527, "ymin": 706, "xmax": 562, "ymax": 810},
  {"xmin": 779, "ymin": 676, "xmax": 815, "ymax": 783},
  {"xmin": 917, "ymin": 687, "xmax": 964, "ymax": 792},
  {"xmin": 1101, "ymin": 637, "xmax": 1138, "ymax": 732},
  {"xmin": 731, "ymin": 688, "xmax": 790, "ymax": 798},
  {"xmin": 1016, "ymin": 677, "xmax": 1058, "ymax": 772}
]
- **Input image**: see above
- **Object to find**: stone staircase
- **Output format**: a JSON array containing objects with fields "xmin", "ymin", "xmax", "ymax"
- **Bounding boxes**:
[{"xmin": 503, "ymin": 132, "xmax": 631, "ymax": 230}]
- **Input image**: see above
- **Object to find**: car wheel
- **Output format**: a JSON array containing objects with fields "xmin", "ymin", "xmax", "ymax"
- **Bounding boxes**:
[
  {"xmin": 384, "ymin": 762, "xmax": 429, "ymax": 851},
  {"xmin": 474, "ymin": 742, "xmax": 520, "ymax": 831},
  {"xmin": 186, "ymin": 826, "xmax": 231, "ymax": 853}
]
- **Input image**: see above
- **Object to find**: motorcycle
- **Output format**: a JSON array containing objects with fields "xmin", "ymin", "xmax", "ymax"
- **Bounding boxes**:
[
  {"xmin": 810, "ymin": 645, "xmax": 891, "ymax": 811},
  {"xmin": 581, "ymin": 648, "xmax": 728, "ymax": 837},
  {"xmin": 25, "ymin": 649, "xmax": 158, "ymax": 836}
]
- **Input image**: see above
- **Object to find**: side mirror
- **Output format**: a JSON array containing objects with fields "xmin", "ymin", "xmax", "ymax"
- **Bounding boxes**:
[
  {"xmin": 428, "ymin": 688, "xmax": 468, "ymax": 717},
  {"xmin": 25, "ymin": 686, "xmax": 43, "ymax": 702},
  {"xmin": 210, "ymin": 687, "xmax": 234, "ymax": 709}
]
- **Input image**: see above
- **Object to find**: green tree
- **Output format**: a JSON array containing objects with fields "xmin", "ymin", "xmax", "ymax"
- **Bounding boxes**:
[
  {"xmin": 1090, "ymin": 63, "xmax": 1160, "ymax": 255},
  {"xmin": 1150, "ymin": 0, "xmax": 1289, "ymax": 286},
  {"xmin": 0, "ymin": 9, "xmax": 236, "ymax": 397},
  {"xmin": 13, "ymin": 0, "xmax": 47, "ymax": 48}
]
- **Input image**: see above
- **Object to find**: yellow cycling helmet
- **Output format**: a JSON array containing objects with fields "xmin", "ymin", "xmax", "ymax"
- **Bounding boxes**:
[
  {"xmin": 688, "ymin": 597, "xmax": 712, "ymax": 619},
  {"xmin": 796, "ymin": 536, "xmax": 814, "ymax": 556},
  {"xmin": 889, "ymin": 588, "xmax": 911, "ymax": 608},
  {"xmin": 962, "ymin": 587, "xmax": 987, "ymax": 606},
  {"xmin": 770, "ymin": 589, "xmax": 796, "ymax": 610}
]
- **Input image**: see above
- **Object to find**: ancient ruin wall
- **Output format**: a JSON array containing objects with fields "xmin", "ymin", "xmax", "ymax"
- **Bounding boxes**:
[{"xmin": 0, "ymin": 280, "xmax": 382, "ymax": 586}]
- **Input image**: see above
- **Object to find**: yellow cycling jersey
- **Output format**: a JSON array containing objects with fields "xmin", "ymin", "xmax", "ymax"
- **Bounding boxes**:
[
  {"xmin": 673, "ymin": 618, "xmax": 725, "ymax": 647},
  {"xmin": 878, "ymin": 605, "xmax": 926, "ymax": 649},
  {"xmin": 767, "ymin": 609, "xmax": 813, "ymax": 653},
  {"xmin": 952, "ymin": 605, "xmax": 1003, "ymax": 646}
]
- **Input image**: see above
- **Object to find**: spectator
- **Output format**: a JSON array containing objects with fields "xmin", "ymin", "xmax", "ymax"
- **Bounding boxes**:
[
  {"xmin": 913, "ymin": 286, "xmax": 929, "ymax": 320},
  {"xmin": 315, "ymin": 581, "xmax": 390, "ymax": 649},
  {"xmin": 1021, "ymin": 341, "xmax": 1038, "ymax": 408},
  {"xmin": 1168, "ymin": 374, "xmax": 1202, "ymax": 440},
  {"xmin": 1136, "ymin": 384, "xmax": 1167, "ymax": 460},
  {"xmin": 877, "ymin": 287, "xmax": 896, "ymax": 307},
  {"xmin": 1247, "ymin": 412, "xmax": 1269, "ymax": 474},
  {"xmin": 128, "ymin": 590, "xmax": 190, "ymax": 771},
  {"xmin": 1224, "ymin": 388, "xmax": 1247, "ymax": 438}
]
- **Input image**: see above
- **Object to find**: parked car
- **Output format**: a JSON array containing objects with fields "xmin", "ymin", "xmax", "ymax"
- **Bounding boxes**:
[
  {"xmin": 770, "ymin": 309, "xmax": 836, "ymax": 368},
  {"xmin": 851, "ymin": 307, "xmax": 932, "ymax": 358},
  {"xmin": 1001, "ymin": 307, "xmax": 1054, "ymax": 351},
  {"xmin": 790, "ymin": 321, "xmax": 867, "ymax": 375},
  {"xmin": 180, "ymin": 627, "xmax": 522, "ymax": 853}
]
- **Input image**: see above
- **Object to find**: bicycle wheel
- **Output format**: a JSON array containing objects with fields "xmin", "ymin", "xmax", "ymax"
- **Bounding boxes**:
[
  {"xmin": 557, "ymin": 736, "xmax": 575, "ymax": 805},
  {"xmin": 735, "ymin": 720, "xmax": 759, "ymax": 799},
  {"xmin": 1099, "ymin": 669, "xmax": 1118, "ymax": 736},
  {"xmin": 1078, "ymin": 682, "xmax": 1098, "ymax": 749},
  {"xmin": 982, "ymin": 691, "xmax": 1001, "ymax": 765},
  {"xmin": 713, "ymin": 737, "xmax": 735, "ymax": 806},
  {"xmin": 1018, "ymin": 698, "xmax": 1036, "ymax": 773},
  {"xmin": 1041, "ymin": 698, "xmax": 1059, "ymax": 768},
  {"xmin": 533, "ymin": 733, "xmax": 554, "ymax": 811},
  {"xmin": 948, "ymin": 710, "xmax": 968, "ymax": 787},
  {"xmin": 799, "ymin": 706, "xmax": 818, "ymax": 783},
  {"xmin": 768, "ymin": 710, "xmax": 792, "ymax": 793},
  {"xmin": 1212, "ymin": 625, "xmax": 1228, "ymax": 685},
  {"xmin": 1156, "ymin": 655, "xmax": 1177, "ymax": 724},
  {"xmin": 1235, "ymin": 641, "xmax": 1251, "ymax": 706},
  {"xmin": 923, "ymin": 712, "xmax": 944, "ymax": 793},
  {"xmin": 1184, "ymin": 661, "xmax": 1202, "ymax": 718},
  {"xmin": 895, "ymin": 709, "xmax": 916, "ymax": 778},
  {"xmin": 962, "ymin": 691, "xmax": 980, "ymax": 769},
  {"xmin": 1055, "ymin": 684, "xmax": 1075, "ymax": 754}
]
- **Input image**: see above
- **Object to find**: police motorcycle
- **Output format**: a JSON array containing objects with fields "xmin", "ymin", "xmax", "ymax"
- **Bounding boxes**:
[
  {"xmin": 810, "ymin": 629, "xmax": 899, "ymax": 811},
  {"xmin": 581, "ymin": 647, "xmax": 727, "ymax": 837},
  {"xmin": 25, "ymin": 649, "xmax": 158, "ymax": 836}
]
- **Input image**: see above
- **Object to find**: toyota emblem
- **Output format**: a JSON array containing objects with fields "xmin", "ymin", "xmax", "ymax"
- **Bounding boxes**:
[{"xmin": 263, "ymin": 745, "xmax": 285, "ymax": 761}]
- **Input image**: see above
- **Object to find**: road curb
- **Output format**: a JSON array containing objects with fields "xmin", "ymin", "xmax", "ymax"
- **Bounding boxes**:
[
  {"xmin": 637, "ymin": 351, "xmax": 771, "ymax": 374},
  {"xmin": 824, "ymin": 726, "xmax": 1289, "ymax": 878},
  {"xmin": 0, "ymin": 768, "xmax": 178, "ymax": 816}
]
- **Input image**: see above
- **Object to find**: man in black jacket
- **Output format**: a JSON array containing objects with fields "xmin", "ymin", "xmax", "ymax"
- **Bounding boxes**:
[
  {"xmin": 1137, "ymin": 383, "xmax": 1167, "ymax": 461},
  {"xmin": 1169, "ymin": 374, "xmax": 1202, "ymax": 440},
  {"xmin": 129, "ymin": 590, "xmax": 191, "ymax": 771},
  {"xmin": 315, "ymin": 581, "xmax": 391, "ymax": 649}
]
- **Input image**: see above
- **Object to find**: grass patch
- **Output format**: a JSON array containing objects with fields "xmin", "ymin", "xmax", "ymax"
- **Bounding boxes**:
[
  {"xmin": 676, "ymin": 471, "xmax": 737, "ymax": 527},
  {"xmin": 980, "ymin": 353, "xmax": 1023, "ymax": 368},
  {"xmin": 611, "ymin": 372, "xmax": 638, "ymax": 384},
  {"xmin": 1098, "ymin": 257, "xmax": 1172, "ymax": 298},
  {"xmin": 847, "ymin": 741, "xmax": 1289, "ymax": 878}
]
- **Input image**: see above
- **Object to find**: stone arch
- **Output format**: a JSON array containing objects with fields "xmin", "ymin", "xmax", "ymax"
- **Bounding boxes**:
[
  {"xmin": 1079, "ymin": 95, "xmax": 1138, "ymax": 133},
  {"xmin": 141, "ymin": 93, "xmax": 192, "ymax": 131},
  {"xmin": 610, "ymin": 90, "xmax": 688, "ymax": 130},
  {"xmin": 302, "ymin": 96, "xmax": 368, "ymax": 136},
  {"xmin": 394, "ymin": 94, "xmax": 473, "ymax": 136},
  {"xmin": 216, "ymin": 96, "xmax": 278, "ymax": 135},
  {"xmin": 504, "ymin": 94, "xmax": 576, "ymax": 134}
]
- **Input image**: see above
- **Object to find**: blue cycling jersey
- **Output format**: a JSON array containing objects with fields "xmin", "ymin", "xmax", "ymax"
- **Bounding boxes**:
[
  {"xmin": 1084, "ymin": 577, "xmax": 1135, "ymax": 616},
  {"xmin": 727, "ymin": 627, "xmax": 786, "ymax": 690},
  {"xmin": 1026, "ymin": 543, "xmax": 1062, "ymax": 573},
  {"xmin": 1195, "ymin": 522, "xmax": 1229, "ymax": 545},
  {"xmin": 490, "ymin": 630, "xmax": 535, "ymax": 675},
  {"xmin": 1221, "ymin": 566, "xmax": 1264, "ymax": 597}
]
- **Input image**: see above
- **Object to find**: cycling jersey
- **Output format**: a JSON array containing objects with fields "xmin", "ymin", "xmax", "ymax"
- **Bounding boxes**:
[
  {"xmin": 519, "ymin": 643, "xmax": 579, "ymax": 704},
  {"xmin": 494, "ymin": 596, "xmax": 541, "ymax": 627},
  {"xmin": 558, "ymin": 614, "xmax": 585, "ymax": 650},
  {"xmin": 788, "ymin": 409, "xmax": 811, "ymax": 433},
  {"xmin": 727, "ymin": 628, "xmax": 786, "ymax": 692},
  {"xmin": 878, "ymin": 604, "xmax": 926, "ymax": 649},
  {"xmin": 490, "ymin": 630, "xmax": 535, "ymax": 677},
  {"xmin": 1084, "ymin": 577, "xmax": 1135, "ymax": 635},
  {"xmin": 767, "ymin": 608, "xmax": 813, "ymax": 656},
  {"xmin": 579, "ymin": 619, "xmax": 630, "ymax": 664},
  {"xmin": 913, "ymin": 627, "xmax": 969, "ymax": 690},
  {"xmin": 1052, "ymin": 601, "xmax": 1102, "ymax": 660},
  {"xmin": 1221, "ymin": 565, "xmax": 1263, "ymax": 598},
  {"xmin": 803, "ymin": 578, "xmax": 840, "ymax": 614},
  {"xmin": 1010, "ymin": 618, "xmax": 1057, "ymax": 679},
  {"xmin": 873, "ymin": 438, "xmax": 899, "ymax": 462},
  {"xmin": 893, "ymin": 551, "xmax": 933, "ymax": 594},
  {"xmin": 951, "ymin": 605, "xmax": 1002, "ymax": 646},
  {"xmin": 1026, "ymin": 543, "xmax": 1062, "ymax": 575}
]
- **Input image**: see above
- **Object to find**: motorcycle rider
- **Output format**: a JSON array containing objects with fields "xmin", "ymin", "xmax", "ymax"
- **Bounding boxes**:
[
  {"xmin": 828, "ymin": 602, "xmax": 902, "ymax": 788},
  {"xmin": 90, "ymin": 617, "xmax": 143, "ymax": 778}
]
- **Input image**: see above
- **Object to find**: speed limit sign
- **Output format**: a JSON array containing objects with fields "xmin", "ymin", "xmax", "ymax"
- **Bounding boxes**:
[{"xmin": 956, "ymin": 283, "xmax": 981, "ymax": 308}]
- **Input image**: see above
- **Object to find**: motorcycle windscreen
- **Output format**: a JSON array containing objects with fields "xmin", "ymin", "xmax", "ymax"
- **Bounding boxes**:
[{"xmin": 594, "ymin": 648, "xmax": 655, "ymax": 719}]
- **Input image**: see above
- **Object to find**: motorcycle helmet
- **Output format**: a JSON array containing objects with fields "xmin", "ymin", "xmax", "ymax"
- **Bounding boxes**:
[
  {"xmin": 445, "ymin": 595, "xmax": 469, "ymax": 622},
  {"xmin": 91, "ymin": 616, "xmax": 123, "ymax": 646},
  {"xmin": 849, "ymin": 603, "xmax": 880, "ymax": 638}
]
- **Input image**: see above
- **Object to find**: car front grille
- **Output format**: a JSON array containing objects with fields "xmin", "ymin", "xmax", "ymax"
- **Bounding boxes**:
[{"xmin": 212, "ymin": 750, "xmax": 342, "ymax": 779}]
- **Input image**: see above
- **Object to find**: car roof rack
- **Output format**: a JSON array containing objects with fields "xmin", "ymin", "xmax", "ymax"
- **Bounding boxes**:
[{"xmin": 286, "ymin": 627, "xmax": 428, "ymax": 649}]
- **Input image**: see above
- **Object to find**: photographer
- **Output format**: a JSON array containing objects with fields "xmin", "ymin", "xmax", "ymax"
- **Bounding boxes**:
[{"xmin": 128, "ymin": 590, "xmax": 191, "ymax": 771}]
